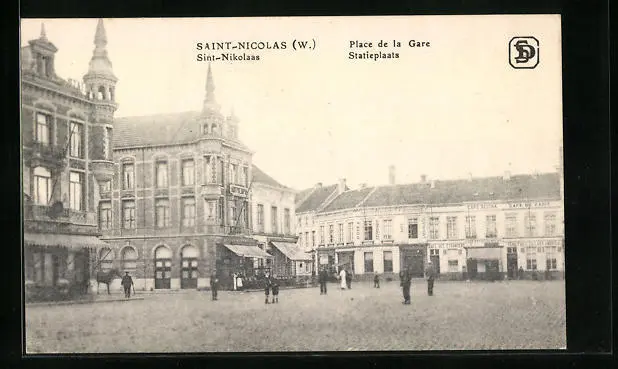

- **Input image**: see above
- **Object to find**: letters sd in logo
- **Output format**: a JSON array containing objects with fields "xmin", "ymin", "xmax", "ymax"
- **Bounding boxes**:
[{"xmin": 509, "ymin": 37, "xmax": 540, "ymax": 69}]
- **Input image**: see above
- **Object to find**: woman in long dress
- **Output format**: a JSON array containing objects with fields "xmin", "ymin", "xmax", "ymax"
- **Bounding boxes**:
[{"xmin": 339, "ymin": 268, "xmax": 347, "ymax": 290}]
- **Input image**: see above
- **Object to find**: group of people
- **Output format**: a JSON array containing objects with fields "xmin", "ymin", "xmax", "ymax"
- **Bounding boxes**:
[{"xmin": 400, "ymin": 260, "xmax": 436, "ymax": 304}]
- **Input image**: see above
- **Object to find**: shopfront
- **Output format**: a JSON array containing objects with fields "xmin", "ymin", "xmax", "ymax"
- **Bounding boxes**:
[
  {"xmin": 427, "ymin": 242, "xmax": 465, "ymax": 280},
  {"xmin": 24, "ymin": 232, "xmax": 108, "ymax": 302},
  {"xmin": 399, "ymin": 244, "xmax": 427, "ymax": 278},
  {"xmin": 217, "ymin": 243, "xmax": 273, "ymax": 290},
  {"xmin": 504, "ymin": 238, "xmax": 564, "ymax": 280},
  {"xmin": 465, "ymin": 246, "xmax": 503, "ymax": 281}
]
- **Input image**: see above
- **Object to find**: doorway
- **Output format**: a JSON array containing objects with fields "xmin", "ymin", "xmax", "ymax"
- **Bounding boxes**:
[
  {"xmin": 429, "ymin": 249, "xmax": 441, "ymax": 275},
  {"xmin": 400, "ymin": 248, "xmax": 425, "ymax": 277},
  {"xmin": 154, "ymin": 246, "xmax": 172, "ymax": 289},
  {"xmin": 506, "ymin": 247, "xmax": 518, "ymax": 279},
  {"xmin": 180, "ymin": 245, "xmax": 199, "ymax": 289}
]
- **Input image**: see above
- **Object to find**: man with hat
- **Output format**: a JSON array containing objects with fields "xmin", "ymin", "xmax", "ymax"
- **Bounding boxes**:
[
  {"xmin": 425, "ymin": 260, "xmax": 436, "ymax": 296},
  {"xmin": 401, "ymin": 265, "xmax": 412, "ymax": 304},
  {"xmin": 121, "ymin": 271, "xmax": 134, "ymax": 299}
]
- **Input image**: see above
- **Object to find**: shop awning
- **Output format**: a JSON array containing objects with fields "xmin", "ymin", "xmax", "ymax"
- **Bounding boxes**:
[
  {"xmin": 270, "ymin": 242, "xmax": 313, "ymax": 261},
  {"xmin": 24, "ymin": 232, "xmax": 109, "ymax": 250},
  {"xmin": 222, "ymin": 244, "xmax": 273, "ymax": 259},
  {"xmin": 467, "ymin": 247, "xmax": 502, "ymax": 260}
]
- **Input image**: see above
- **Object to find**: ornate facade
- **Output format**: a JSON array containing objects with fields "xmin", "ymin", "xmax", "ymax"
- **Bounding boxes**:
[
  {"xmin": 22, "ymin": 20, "xmax": 116, "ymax": 301},
  {"xmin": 99, "ymin": 65, "xmax": 295, "ymax": 291}
]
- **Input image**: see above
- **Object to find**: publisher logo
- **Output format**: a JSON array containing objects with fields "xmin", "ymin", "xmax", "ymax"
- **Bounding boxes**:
[{"xmin": 509, "ymin": 37, "xmax": 539, "ymax": 69}]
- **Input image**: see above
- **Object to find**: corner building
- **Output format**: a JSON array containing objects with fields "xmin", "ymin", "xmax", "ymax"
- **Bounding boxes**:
[
  {"xmin": 21, "ymin": 20, "xmax": 116, "ymax": 300},
  {"xmin": 99, "ymin": 64, "xmax": 269, "ymax": 291},
  {"xmin": 296, "ymin": 167, "xmax": 564, "ymax": 281}
]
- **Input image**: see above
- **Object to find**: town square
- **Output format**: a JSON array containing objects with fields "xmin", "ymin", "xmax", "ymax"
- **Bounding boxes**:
[{"xmin": 22, "ymin": 17, "xmax": 565, "ymax": 352}]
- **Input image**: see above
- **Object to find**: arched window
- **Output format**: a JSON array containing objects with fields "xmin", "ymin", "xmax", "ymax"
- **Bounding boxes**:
[
  {"xmin": 211, "ymin": 123, "xmax": 218, "ymax": 135},
  {"xmin": 99, "ymin": 247, "xmax": 114, "ymax": 271},
  {"xmin": 33, "ymin": 167, "xmax": 51, "ymax": 205},
  {"xmin": 121, "ymin": 247, "xmax": 138, "ymax": 271},
  {"xmin": 97, "ymin": 86, "xmax": 106, "ymax": 100}
]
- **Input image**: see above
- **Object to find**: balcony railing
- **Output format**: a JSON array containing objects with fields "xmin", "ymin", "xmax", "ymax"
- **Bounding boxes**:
[
  {"xmin": 24, "ymin": 204, "xmax": 96, "ymax": 226},
  {"xmin": 201, "ymin": 184, "xmax": 223, "ymax": 199},
  {"xmin": 26, "ymin": 143, "xmax": 67, "ymax": 167}
]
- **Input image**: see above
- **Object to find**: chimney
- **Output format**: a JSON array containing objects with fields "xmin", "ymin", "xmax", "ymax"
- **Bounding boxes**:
[
  {"xmin": 388, "ymin": 165, "xmax": 396, "ymax": 185},
  {"xmin": 503, "ymin": 171, "xmax": 511, "ymax": 181},
  {"xmin": 420, "ymin": 174, "xmax": 427, "ymax": 183},
  {"xmin": 468, "ymin": 172, "xmax": 473, "ymax": 182},
  {"xmin": 430, "ymin": 179, "xmax": 436, "ymax": 189},
  {"xmin": 338, "ymin": 178, "xmax": 347, "ymax": 194},
  {"xmin": 315, "ymin": 182, "xmax": 323, "ymax": 188}
]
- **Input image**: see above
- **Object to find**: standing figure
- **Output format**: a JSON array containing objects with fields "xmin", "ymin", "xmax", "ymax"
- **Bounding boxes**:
[
  {"xmin": 374, "ymin": 272, "xmax": 380, "ymax": 288},
  {"xmin": 271, "ymin": 280, "xmax": 280, "ymax": 303},
  {"xmin": 237, "ymin": 274, "xmax": 244, "ymax": 291},
  {"xmin": 319, "ymin": 268, "xmax": 328, "ymax": 295},
  {"xmin": 518, "ymin": 266, "xmax": 525, "ymax": 280},
  {"xmin": 346, "ymin": 268, "xmax": 352, "ymax": 289},
  {"xmin": 210, "ymin": 270, "xmax": 219, "ymax": 301},
  {"xmin": 121, "ymin": 272, "xmax": 134, "ymax": 298},
  {"xmin": 339, "ymin": 267, "xmax": 347, "ymax": 290},
  {"xmin": 232, "ymin": 272, "xmax": 238, "ymax": 291},
  {"xmin": 401, "ymin": 266, "xmax": 412, "ymax": 304},
  {"xmin": 425, "ymin": 260, "xmax": 436, "ymax": 296},
  {"xmin": 264, "ymin": 276, "xmax": 272, "ymax": 304}
]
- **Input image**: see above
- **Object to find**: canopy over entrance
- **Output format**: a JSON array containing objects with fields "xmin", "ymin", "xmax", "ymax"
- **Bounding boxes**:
[
  {"xmin": 222, "ymin": 244, "xmax": 272, "ymax": 259},
  {"xmin": 24, "ymin": 232, "xmax": 109, "ymax": 250},
  {"xmin": 270, "ymin": 242, "xmax": 312, "ymax": 261}
]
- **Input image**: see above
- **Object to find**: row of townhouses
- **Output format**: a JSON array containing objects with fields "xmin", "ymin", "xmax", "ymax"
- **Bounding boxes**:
[{"xmin": 295, "ymin": 164, "xmax": 565, "ymax": 281}]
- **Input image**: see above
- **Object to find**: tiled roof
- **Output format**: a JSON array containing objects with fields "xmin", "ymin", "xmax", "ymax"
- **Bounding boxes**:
[
  {"xmin": 113, "ymin": 111, "xmax": 250, "ymax": 151},
  {"xmin": 360, "ymin": 173, "xmax": 560, "ymax": 208},
  {"xmin": 296, "ymin": 184, "xmax": 338, "ymax": 213},
  {"xmin": 252, "ymin": 165, "xmax": 290, "ymax": 190},
  {"xmin": 321, "ymin": 187, "xmax": 375, "ymax": 213},
  {"xmin": 295, "ymin": 188, "xmax": 315, "ymax": 205}
]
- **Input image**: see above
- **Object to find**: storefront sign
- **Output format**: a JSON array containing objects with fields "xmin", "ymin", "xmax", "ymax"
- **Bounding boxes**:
[
  {"xmin": 428, "ymin": 242, "xmax": 464, "ymax": 249},
  {"xmin": 507, "ymin": 201, "xmax": 551, "ymax": 209},
  {"xmin": 319, "ymin": 255, "xmax": 329, "ymax": 264},
  {"xmin": 466, "ymin": 203, "xmax": 498, "ymax": 210},
  {"xmin": 229, "ymin": 184, "xmax": 248, "ymax": 197},
  {"xmin": 506, "ymin": 239, "xmax": 562, "ymax": 247}
]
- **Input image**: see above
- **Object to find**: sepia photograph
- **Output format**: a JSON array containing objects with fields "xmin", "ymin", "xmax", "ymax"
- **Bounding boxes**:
[{"xmin": 21, "ymin": 15, "xmax": 565, "ymax": 353}]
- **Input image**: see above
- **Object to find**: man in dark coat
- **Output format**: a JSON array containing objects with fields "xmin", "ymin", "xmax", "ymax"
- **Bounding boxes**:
[
  {"xmin": 345, "ymin": 268, "xmax": 352, "ymax": 289},
  {"xmin": 401, "ymin": 266, "xmax": 412, "ymax": 304},
  {"xmin": 264, "ymin": 276, "xmax": 272, "ymax": 304},
  {"xmin": 319, "ymin": 267, "xmax": 328, "ymax": 295},
  {"xmin": 210, "ymin": 270, "xmax": 219, "ymax": 301},
  {"xmin": 121, "ymin": 272, "xmax": 134, "ymax": 298},
  {"xmin": 425, "ymin": 261, "xmax": 436, "ymax": 296}
]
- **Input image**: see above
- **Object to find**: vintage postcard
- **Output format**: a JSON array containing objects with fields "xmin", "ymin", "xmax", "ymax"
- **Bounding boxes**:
[{"xmin": 21, "ymin": 15, "xmax": 564, "ymax": 352}]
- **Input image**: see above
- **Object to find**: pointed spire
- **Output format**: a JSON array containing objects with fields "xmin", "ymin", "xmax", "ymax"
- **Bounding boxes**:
[
  {"xmin": 40, "ymin": 23, "xmax": 47, "ymax": 41},
  {"xmin": 84, "ymin": 18, "xmax": 116, "ymax": 81},
  {"xmin": 205, "ymin": 63, "xmax": 215, "ymax": 103},
  {"xmin": 202, "ymin": 63, "xmax": 221, "ymax": 114},
  {"xmin": 94, "ymin": 18, "xmax": 107, "ymax": 47}
]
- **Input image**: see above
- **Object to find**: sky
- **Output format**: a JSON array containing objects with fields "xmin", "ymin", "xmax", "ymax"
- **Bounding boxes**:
[{"xmin": 21, "ymin": 16, "xmax": 563, "ymax": 191}]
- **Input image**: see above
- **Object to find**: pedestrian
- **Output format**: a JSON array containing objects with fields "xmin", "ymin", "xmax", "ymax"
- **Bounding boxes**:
[
  {"xmin": 271, "ymin": 279, "xmax": 280, "ymax": 303},
  {"xmin": 210, "ymin": 270, "xmax": 219, "ymax": 301},
  {"xmin": 374, "ymin": 272, "xmax": 380, "ymax": 288},
  {"xmin": 346, "ymin": 268, "xmax": 352, "ymax": 289},
  {"xmin": 121, "ymin": 272, "xmax": 134, "ymax": 298},
  {"xmin": 425, "ymin": 260, "xmax": 436, "ymax": 296},
  {"xmin": 518, "ymin": 266, "xmax": 524, "ymax": 280},
  {"xmin": 401, "ymin": 266, "xmax": 412, "ymax": 304},
  {"xmin": 319, "ymin": 267, "xmax": 328, "ymax": 295},
  {"xmin": 264, "ymin": 276, "xmax": 272, "ymax": 304},
  {"xmin": 339, "ymin": 267, "xmax": 347, "ymax": 290},
  {"xmin": 237, "ymin": 274, "xmax": 244, "ymax": 291}
]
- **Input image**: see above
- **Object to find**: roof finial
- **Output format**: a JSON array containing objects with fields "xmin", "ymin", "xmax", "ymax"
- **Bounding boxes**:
[
  {"xmin": 94, "ymin": 18, "xmax": 107, "ymax": 47},
  {"xmin": 40, "ymin": 23, "xmax": 47, "ymax": 41}
]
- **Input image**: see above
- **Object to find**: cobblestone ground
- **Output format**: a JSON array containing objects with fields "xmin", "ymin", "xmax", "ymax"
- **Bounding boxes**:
[{"xmin": 25, "ymin": 280, "xmax": 566, "ymax": 353}]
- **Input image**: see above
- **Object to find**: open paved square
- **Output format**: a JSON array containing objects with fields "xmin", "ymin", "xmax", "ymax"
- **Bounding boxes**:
[{"xmin": 25, "ymin": 280, "xmax": 566, "ymax": 352}]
